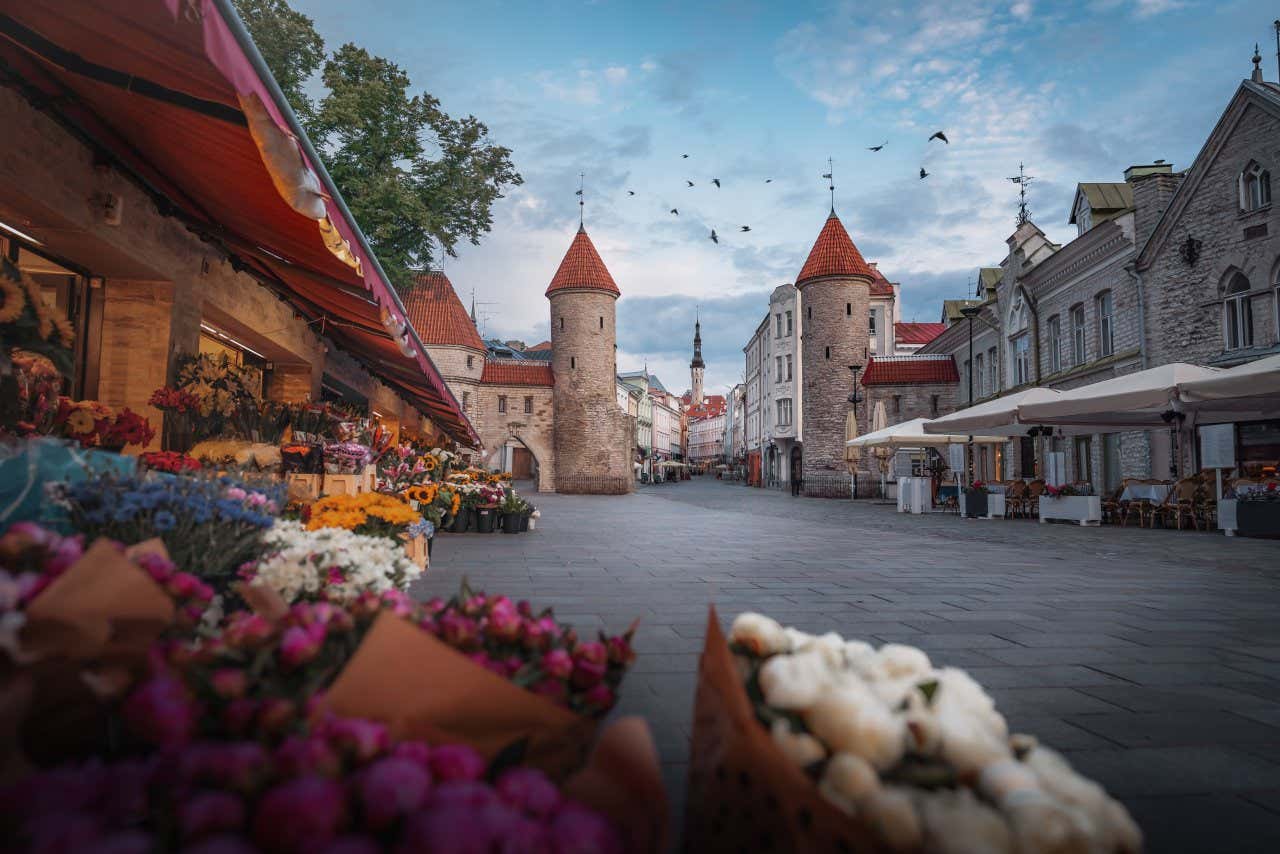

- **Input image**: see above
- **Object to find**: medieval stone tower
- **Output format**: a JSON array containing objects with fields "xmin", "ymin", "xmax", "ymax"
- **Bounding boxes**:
[
  {"xmin": 546, "ymin": 224, "xmax": 633, "ymax": 494},
  {"xmin": 690, "ymin": 315, "xmax": 705, "ymax": 405},
  {"xmin": 796, "ymin": 210, "xmax": 874, "ymax": 489}
]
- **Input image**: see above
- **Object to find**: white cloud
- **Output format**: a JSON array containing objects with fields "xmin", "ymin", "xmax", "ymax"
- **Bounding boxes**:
[
  {"xmin": 1133, "ymin": 0, "xmax": 1186, "ymax": 17},
  {"xmin": 1011, "ymin": 1, "xmax": 1033, "ymax": 21},
  {"xmin": 603, "ymin": 66, "xmax": 629, "ymax": 84}
]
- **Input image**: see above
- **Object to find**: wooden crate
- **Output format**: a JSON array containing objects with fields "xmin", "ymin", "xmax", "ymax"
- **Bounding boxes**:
[
  {"xmin": 404, "ymin": 534, "xmax": 430, "ymax": 570},
  {"xmin": 285, "ymin": 473, "xmax": 322, "ymax": 502}
]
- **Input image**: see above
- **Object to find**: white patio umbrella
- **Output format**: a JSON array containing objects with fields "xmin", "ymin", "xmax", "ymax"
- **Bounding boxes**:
[
  {"xmin": 848, "ymin": 418, "xmax": 1007, "ymax": 448},
  {"xmin": 870, "ymin": 401, "xmax": 891, "ymax": 499},
  {"xmin": 1017, "ymin": 362, "xmax": 1223, "ymax": 428},
  {"xmin": 1179, "ymin": 354, "xmax": 1280, "ymax": 417},
  {"xmin": 922, "ymin": 387, "xmax": 1064, "ymax": 435}
]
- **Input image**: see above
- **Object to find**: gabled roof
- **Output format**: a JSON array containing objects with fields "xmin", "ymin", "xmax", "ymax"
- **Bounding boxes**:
[
  {"xmin": 895, "ymin": 322, "xmax": 947, "ymax": 346},
  {"xmin": 545, "ymin": 225, "xmax": 620, "ymax": 297},
  {"xmin": 402, "ymin": 271, "xmax": 486, "ymax": 351},
  {"xmin": 943, "ymin": 299, "xmax": 984, "ymax": 324},
  {"xmin": 861, "ymin": 355, "xmax": 959, "ymax": 386},
  {"xmin": 978, "ymin": 267, "xmax": 1003, "ymax": 296},
  {"xmin": 1138, "ymin": 79, "xmax": 1280, "ymax": 270},
  {"xmin": 1070, "ymin": 183, "xmax": 1134, "ymax": 225},
  {"xmin": 481, "ymin": 360, "xmax": 554, "ymax": 386},
  {"xmin": 867, "ymin": 264, "xmax": 896, "ymax": 297},
  {"xmin": 796, "ymin": 211, "xmax": 874, "ymax": 286}
]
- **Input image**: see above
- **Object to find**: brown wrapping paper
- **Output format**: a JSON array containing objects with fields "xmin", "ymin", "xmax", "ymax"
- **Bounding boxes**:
[
  {"xmin": 564, "ymin": 716, "xmax": 669, "ymax": 854},
  {"xmin": 324, "ymin": 612, "xmax": 595, "ymax": 780},
  {"xmin": 683, "ymin": 606, "xmax": 894, "ymax": 853}
]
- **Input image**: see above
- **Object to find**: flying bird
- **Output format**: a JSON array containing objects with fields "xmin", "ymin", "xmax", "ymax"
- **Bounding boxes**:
[
  {"xmin": 739, "ymin": 226, "xmax": 751, "ymax": 232},
  {"xmin": 681, "ymin": 154, "xmax": 689, "ymax": 159},
  {"xmin": 709, "ymin": 229, "xmax": 719, "ymax": 244},
  {"xmin": 765, "ymin": 178, "xmax": 773, "ymax": 183},
  {"xmin": 686, "ymin": 180, "xmax": 695, "ymax": 188},
  {"xmin": 670, "ymin": 208, "xmax": 679, "ymax": 215},
  {"xmin": 574, "ymin": 189, "xmax": 583, "ymax": 196},
  {"xmin": 868, "ymin": 141, "xmax": 887, "ymax": 152},
  {"xmin": 919, "ymin": 167, "xmax": 929, "ymax": 179},
  {"xmin": 712, "ymin": 178, "xmax": 721, "ymax": 188},
  {"xmin": 822, "ymin": 172, "xmax": 832, "ymax": 179},
  {"xmin": 929, "ymin": 131, "xmax": 949, "ymax": 144},
  {"xmin": 627, "ymin": 190, "xmax": 635, "ymax": 196}
]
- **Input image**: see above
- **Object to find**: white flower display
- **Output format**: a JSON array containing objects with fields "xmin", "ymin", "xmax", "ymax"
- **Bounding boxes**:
[
  {"xmin": 248, "ymin": 520, "xmax": 421, "ymax": 604},
  {"xmin": 731, "ymin": 612, "xmax": 1143, "ymax": 853}
]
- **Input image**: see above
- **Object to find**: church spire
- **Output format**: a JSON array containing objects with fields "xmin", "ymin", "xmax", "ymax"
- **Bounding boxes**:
[{"xmin": 690, "ymin": 310, "xmax": 705, "ymax": 406}]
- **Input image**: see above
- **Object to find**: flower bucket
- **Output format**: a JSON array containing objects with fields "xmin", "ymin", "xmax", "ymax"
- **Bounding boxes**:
[
  {"xmin": 502, "ymin": 511, "xmax": 522, "ymax": 534},
  {"xmin": 448, "ymin": 510, "xmax": 469, "ymax": 533},
  {"xmin": 519, "ymin": 511, "xmax": 531, "ymax": 532},
  {"xmin": 474, "ymin": 506, "xmax": 497, "ymax": 534}
]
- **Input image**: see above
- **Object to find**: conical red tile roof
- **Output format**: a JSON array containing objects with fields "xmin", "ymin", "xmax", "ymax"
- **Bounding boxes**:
[
  {"xmin": 545, "ymin": 226, "xmax": 620, "ymax": 297},
  {"xmin": 401, "ymin": 270, "xmax": 485, "ymax": 351},
  {"xmin": 796, "ymin": 211, "xmax": 874, "ymax": 286}
]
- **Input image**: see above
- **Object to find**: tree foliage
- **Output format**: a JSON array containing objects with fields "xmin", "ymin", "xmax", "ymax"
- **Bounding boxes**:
[{"xmin": 232, "ymin": 0, "xmax": 521, "ymax": 290}]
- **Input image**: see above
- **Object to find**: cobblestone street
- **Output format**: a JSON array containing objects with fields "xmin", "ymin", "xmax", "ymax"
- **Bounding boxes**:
[{"xmin": 415, "ymin": 477, "xmax": 1280, "ymax": 852}]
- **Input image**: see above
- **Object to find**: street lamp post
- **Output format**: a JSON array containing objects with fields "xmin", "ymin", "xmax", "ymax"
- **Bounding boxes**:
[
  {"xmin": 847, "ymin": 363, "xmax": 862, "ymax": 499},
  {"xmin": 960, "ymin": 305, "xmax": 982, "ymax": 485}
]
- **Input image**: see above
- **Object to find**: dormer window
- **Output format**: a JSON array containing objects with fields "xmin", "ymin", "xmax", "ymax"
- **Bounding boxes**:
[
  {"xmin": 1240, "ymin": 161, "xmax": 1272, "ymax": 212},
  {"xmin": 1074, "ymin": 196, "xmax": 1092, "ymax": 236}
]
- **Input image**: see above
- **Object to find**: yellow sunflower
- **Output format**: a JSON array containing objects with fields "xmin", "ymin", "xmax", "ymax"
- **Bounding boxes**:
[
  {"xmin": 421, "ymin": 455, "xmax": 438, "ymax": 472},
  {"xmin": 0, "ymin": 277, "xmax": 25, "ymax": 323},
  {"xmin": 66, "ymin": 407, "xmax": 96, "ymax": 434}
]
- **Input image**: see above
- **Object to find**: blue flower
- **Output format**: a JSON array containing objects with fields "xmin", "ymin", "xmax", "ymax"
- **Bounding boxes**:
[{"xmin": 153, "ymin": 510, "xmax": 177, "ymax": 532}]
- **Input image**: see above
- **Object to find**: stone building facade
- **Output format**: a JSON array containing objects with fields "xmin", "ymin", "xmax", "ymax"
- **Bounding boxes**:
[{"xmin": 796, "ymin": 211, "xmax": 873, "ymax": 492}]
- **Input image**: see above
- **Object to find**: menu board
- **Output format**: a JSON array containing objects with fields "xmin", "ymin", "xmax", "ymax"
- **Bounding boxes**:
[{"xmin": 1199, "ymin": 423, "xmax": 1235, "ymax": 470}]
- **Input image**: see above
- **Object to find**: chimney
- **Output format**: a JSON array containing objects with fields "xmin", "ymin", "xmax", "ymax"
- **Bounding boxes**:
[{"xmin": 1127, "ymin": 160, "xmax": 1181, "ymax": 251}]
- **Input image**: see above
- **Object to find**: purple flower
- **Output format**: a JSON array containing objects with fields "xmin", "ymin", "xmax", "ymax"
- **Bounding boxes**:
[
  {"xmin": 252, "ymin": 777, "xmax": 346, "ymax": 854},
  {"xmin": 540, "ymin": 649, "xmax": 573, "ymax": 680},
  {"xmin": 183, "ymin": 834, "xmax": 259, "ymax": 854},
  {"xmin": 487, "ymin": 597, "xmax": 522, "ymax": 642},
  {"xmin": 439, "ymin": 613, "xmax": 479, "ymax": 649},
  {"xmin": 210, "ymin": 668, "xmax": 247, "ymax": 699},
  {"xmin": 93, "ymin": 830, "xmax": 153, "ymax": 854},
  {"xmin": 390, "ymin": 740, "xmax": 432, "ymax": 769},
  {"xmin": 427, "ymin": 744, "xmax": 485, "ymax": 783},
  {"xmin": 279, "ymin": 624, "xmax": 326, "ymax": 669},
  {"xmin": 495, "ymin": 768, "xmax": 561, "ymax": 818},
  {"xmin": 549, "ymin": 803, "xmax": 624, "ymax": 854},
  {"xmin": 123, "ymin": 675, "xmax": 197, "ymax": 748},
  {"xmin": 180, "ymin": 790, "xmax": 246, "ymax": 840},
  {"xmin": 275, "ymin": 736, "xmax": 341, "ymax": 778},
  {"xmin": 320, "ymin": 837, "xmax": 382, "ymax": 854},
  {"xmin": 360, "ymin": 757, "xmax": 433, "ymax": 829},
  {"xmin": 22, "ymin": 812, "xmax": 103, "ymax": 854},
  {"xmin": 397, "ymin": 801, "xmax": 522, "ymax": 854},
  {"xmin": 323, "ymin": 717, "xmax": 389, "ymax": 763}
]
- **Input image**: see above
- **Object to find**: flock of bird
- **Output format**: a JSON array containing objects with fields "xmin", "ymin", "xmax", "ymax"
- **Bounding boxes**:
[{"xmin": 594, "ymin": 130, "xmax": 951, "ymax": 246}]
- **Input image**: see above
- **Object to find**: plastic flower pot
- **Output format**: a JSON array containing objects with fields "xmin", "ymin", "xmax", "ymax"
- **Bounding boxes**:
[
  {"xmin": 519, "ymin": 511, "xmax": 531, "ymax": 532},
  {"xmin": 449, "ymin": 510, "xmax": 469, "ymax": 533},
  {"xmin": 502, "ymin": 511, "xmax": 522, "ymax": 533},
  {"xmin": 1238, "ymin": 500, "xmax": 1280, "ymax": 539},
  {"xmin": 474, "ymin": 506, "xmax": 497, "ymax": 534},
  {"xmin": 962, "ymin": 489, "xmax": 989, "ymax": 518}
]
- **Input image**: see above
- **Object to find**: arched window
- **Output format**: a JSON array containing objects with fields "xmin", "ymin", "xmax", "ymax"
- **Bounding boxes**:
[
  {"xmin": 1096, "ymin": 291, "xmax": 1114, "ymax": 357},
  {"xmin": 1240, "ymin": 161, "xmax": 1272, "ymax": 212},
  {"xmin": 1007, "ymin": 291, "xmax": 1031, "ymax": 384},
  {"xmin": 1223, "ymin": 272, "xmax": 1253, "ymax": 351}
]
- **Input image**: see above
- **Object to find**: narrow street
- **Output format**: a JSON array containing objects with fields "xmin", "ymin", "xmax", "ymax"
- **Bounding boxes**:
[{"xmin": 416, "ymin": 477, "xmax": 1280, "ymax": 852}]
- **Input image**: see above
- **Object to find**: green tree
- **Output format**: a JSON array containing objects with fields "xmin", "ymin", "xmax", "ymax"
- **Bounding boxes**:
[
  {"xmin": 232, "ymin": 3, "xmax": 521, "ymax": 290},
  {"xmin": 232, "ymin": 0, "xmax": 324, "ymax": 122}
]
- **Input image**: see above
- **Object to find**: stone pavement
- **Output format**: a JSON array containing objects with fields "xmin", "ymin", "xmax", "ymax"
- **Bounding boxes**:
[{"xmin": 414, "ymin": 477, "xmax": 1280, "ymax": 852}]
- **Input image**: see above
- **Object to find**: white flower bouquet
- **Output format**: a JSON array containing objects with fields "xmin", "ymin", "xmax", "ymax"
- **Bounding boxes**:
[
  {"xmin": 684, "ymin": 607, "xmax": 1142, "ymax": 853},
  {"xmin": 244, "ymin": 520, "xmax": 422, "ymax": 604}
]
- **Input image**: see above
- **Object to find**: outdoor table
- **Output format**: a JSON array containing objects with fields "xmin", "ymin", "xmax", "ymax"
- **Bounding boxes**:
[{"xmin": 1120, "ymin": 482, "xmax": 1171, "ymax": 503}]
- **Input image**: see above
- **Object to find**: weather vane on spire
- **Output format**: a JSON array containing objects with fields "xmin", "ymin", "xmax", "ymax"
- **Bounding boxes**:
[
  {"xmin": 822, "ymin": 157, "xmax": 835, "ymax": 212},
  {"xmin": 1007, "ymin": 162, "xmax": 1035, "ymax": 227},
  {"xmin": 575, "ymin": 173, "xmax": 585, "ymax": 227}
]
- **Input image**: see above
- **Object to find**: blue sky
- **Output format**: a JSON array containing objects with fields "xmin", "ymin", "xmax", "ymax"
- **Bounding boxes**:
[{"xmin": 291, "ymin": 0, "xmax": 1275, "ymax": 393}]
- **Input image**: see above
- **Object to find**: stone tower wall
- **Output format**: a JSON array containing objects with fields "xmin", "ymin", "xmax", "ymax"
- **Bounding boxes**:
[
  {"xmin": 549, "ymin": 290, "xmax": 633, "ymax": 493},
  {"xmin": 691, "ymin": 366, "xmax": 704, "ymax": 405},
  {"xmin": 421, "ymin": 343, "xmax": 485, "ymax": 441},
  {"xmin": 799, "ymin": 275, "xmax": 871, "ymax": 485}
]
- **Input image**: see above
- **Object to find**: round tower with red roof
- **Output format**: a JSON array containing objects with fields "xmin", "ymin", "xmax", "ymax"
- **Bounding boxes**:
[
  {"xmin": 795, "ymin": 210, "xmax": 874, "ymax": 488},
  {"xmin": 545, "ymin": 224, "xmax": 632, "ymax": 493}
]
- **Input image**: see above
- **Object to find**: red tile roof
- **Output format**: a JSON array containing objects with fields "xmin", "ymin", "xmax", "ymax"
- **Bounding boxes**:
[
  {"xmin": 481, "ymin": 360, "xmax": 554, "ymax": 386},
  {"xmin": 401, "ymin": 271, "xmax": 485, "ymax": 351},
  {"xmin": 545, "ymin": 226, "xmax": 620, "ymax": 297},
  {"xmin": 895, "ymin": 321, "xmax": 948, "ymax": 346},
  {"xmin": 796, "ymin": 212, "xmax": 875, "ymax": 286},
  {"xmin": 868, "ymin": 264, "xmax": 895, "ymax": 297},
  {"xmin": 861, "ymin": 355, "xmax": 958, "ymax": 386},
  {"xmin": 527, "ymin": 341, "xmax": 552, "ymax": 352},
  {"xmin": 685, "ymin": 396, "xmax": 727, "ymax": 420}
]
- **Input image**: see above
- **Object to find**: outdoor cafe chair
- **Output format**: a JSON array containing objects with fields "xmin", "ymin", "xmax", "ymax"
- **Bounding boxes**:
[
  {"xmin": 1005, "ymin": 481, "xmax": 1028, "ymax": 519},
  {"xmin": 1026, "ymin": 479, "xmax": 1046, "ymax": 519},
  {"xmin": 1101, "ymin": 481, "xmax": 1129, "ymax": 525},
  {"xmin": 1157, "ymin": 478, "xmax": 1201, "ymax": 531}
]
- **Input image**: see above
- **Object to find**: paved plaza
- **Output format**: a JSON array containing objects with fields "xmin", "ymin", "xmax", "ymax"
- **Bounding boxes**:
[{"xmin": 415, "ymin": 477, "xmax": 1280, "ymax": 852}]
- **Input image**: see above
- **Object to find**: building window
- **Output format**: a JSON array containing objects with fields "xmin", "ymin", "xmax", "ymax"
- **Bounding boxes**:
[
  {"xmin": 775, "ymin": 313, "xmax": 783, "ymax": 338},
  {"xmin": 777, "ymin": 398, "xmax": 792, "ymax": 426},
  {"xmin": 1096, "ymin": 291, "xmax": 1114, "ymax": 357},
  {"xmin": 869, "ymin": 311, "xmax": 877, "ymax": 336},
  {"xmin": 1240, "ymin": 161, "xmax": 1272, "ymax": 212},
  {"xmin": 824, "ymin": 346, "xmax": 830, "ymax": 360},
  {"xmin": 807, "ymin": 305, "xmax": 812, "ymax": 320},
  {"xmin": 1047, "ymin": 315, "xmax": 1062, "ymax": 374},
  {"xmin": 846, "ymin": 302, "xmax": 852, "ymax": 316},
  {"xmin": 559, "ymin": 317, "xmax": 564, "ymax": 330},
  {"xmin": 786, "ymin": 310, "xmax": 793, "ymax": 335},
  {"xmin": 930, "ymin": 395, "xmax": 940, "ymax": 418},
  {"xmin": 785, "ymin": 354, "xmax": 793, "ymax": 381},
  {"xmin": 599, "ymin": 316, "xmax": 604, "ymax": 329},
  {"xmin": 987, "ymin": 347, "xmax": 997, "ymax": 393},
  {"xmin": 498, "ymin": 395, "xmax": 507, "ymax": 414},
  {"xmin": 775, "ymin": 355, "xmax": 783, "ymax": 382},
  {"xmin": 466, "ymin": 355, "xmax": 474, "ymax": 369},
  {"xmin": 1074, "ymin": 436, "xmax": 1092, "ymax": 484},
  {"xmin": 1070, "ymin": 304, "xmax": 1086, "ymax": 365},
  {"xmin": 524, "ymin": 395, "xmax": 533, "ymax": 414},
  {"xmin": 975, "ymin": 353, "xmax": 984, "ymax": 397},
  {"xmin": 892, "ymin": 394, "xmax": 901, "ymax": 417},
  {"xmin": 1012, "ymin": 334, "xmax": 1030, "ymax": 386},
  {"xmin": 1075, "ymin": 200, "xmax": 1092, "ymax": 236},
  {"xmin": 462, "ymin": 391, "xmax": 470, "ymax": 411},
  {"xmin": 1224, "ymin": 272, "xmax": 1253, "ymax": 350},
  {"xmin": 570, "ymin": 357, "xmax": 576, "ymax": 369}
]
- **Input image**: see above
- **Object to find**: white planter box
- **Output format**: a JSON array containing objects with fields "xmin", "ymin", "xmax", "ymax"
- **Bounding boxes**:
[
  {"xmin": 1040, "ymin": 495, "xmax": 1102, "ymax": 526},
  {"xmin": 1218, "ymin": 498, "xmax": 1237, "ymax": 536},
  {"xmin": 897, "ymin": 477, "xmax": 931, "ymax": 514}
]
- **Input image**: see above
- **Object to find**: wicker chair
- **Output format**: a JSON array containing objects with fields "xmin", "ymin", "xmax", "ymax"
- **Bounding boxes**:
[
  {"xmin": 1101, "ymin": 481, "xmax": 1129, "ymax": 525},
  {"xmin": 1157, "ymin": 478, "xmax": 1202, "ymax": 531},
  {"xmin": 1026, "ymin": 480, "xmax": 1046, "ymax": 519},
  {"xmin": 1005, "ymin": 481, "xmax": 1028, "ymax": 519}
]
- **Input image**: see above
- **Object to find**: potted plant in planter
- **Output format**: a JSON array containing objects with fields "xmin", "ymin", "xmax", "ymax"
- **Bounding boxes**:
[
  {"xmin": 1040, "ymin": 483, "xmax": 1102, "ymax": 526},
  {"xmin": 1236, "ymin": 483, "xmax": 1280, "ymax": 539},
  {"xmin": 962, "ymin": 481, "xmax": 990, "ymax": 518},
  {"xmin": 500, "ymin": 490, "xmax": 527, "ymax": 534}
]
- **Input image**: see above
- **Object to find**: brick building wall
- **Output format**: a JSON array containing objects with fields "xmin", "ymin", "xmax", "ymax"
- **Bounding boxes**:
[
  {"xmin": 549, "ymin": 289, "xmax": 632, "ymax": 493},
  {"xmin": 476, "ymin": 382, "xmax": 556, "ymax": 492},
  {"xmin": 800, "ymin": 275, "xmax": 870, "ymax": 484}
]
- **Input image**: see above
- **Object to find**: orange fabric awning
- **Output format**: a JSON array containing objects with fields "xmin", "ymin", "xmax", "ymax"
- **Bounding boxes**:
[{"xmin": 0, "ymin": 0, "xmax": 478, "ymax": 445}]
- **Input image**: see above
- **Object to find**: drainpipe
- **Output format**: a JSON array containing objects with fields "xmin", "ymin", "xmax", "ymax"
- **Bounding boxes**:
[{"xmin": 1125, "ymin": 262, "xmax": 1148, "ymax": 370}]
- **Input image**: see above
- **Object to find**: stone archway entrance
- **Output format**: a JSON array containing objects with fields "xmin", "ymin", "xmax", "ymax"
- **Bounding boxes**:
[{"xmin": 511, "ymin": 446, "xmax": 534, "ymax": 479}]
